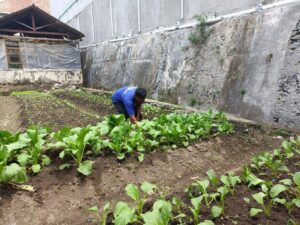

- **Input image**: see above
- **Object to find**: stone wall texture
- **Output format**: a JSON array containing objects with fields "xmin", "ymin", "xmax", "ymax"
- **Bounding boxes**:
[{"xmin": 82, "ymin": 4, "xmax": 300, "ymax": 131}]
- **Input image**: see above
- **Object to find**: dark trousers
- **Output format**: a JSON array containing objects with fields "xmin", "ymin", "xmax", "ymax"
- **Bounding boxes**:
[
  {"xmin": 113, "ymin": 102, "xmax": 142, "ymax": 120},
  {"xmin": 113, "ymin": 102, "xmax": 129, "ymax": 118}
]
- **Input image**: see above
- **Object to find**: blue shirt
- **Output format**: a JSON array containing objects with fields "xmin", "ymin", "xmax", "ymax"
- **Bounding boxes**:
[{"xmin": 112, "ymin": 87, "xmax": 137, "ymax": 116}]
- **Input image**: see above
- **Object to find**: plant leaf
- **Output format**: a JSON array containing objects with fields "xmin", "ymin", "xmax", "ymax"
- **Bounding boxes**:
[
  {"xmin": 243, "ymin": 197, "xmax": 250, "ymax": 204},
  {"xmin": 252, "ymin": 192, "xmax": 265, "ymax": 205},
  {"xmin": 88, "ymin": 206, "xmax": 98, "ymax": 213},
  {"xmin": 292, "ymin": 199, "xmax": 300, "ymax": 208},
  {"xmin": 293, "ymin": 172, "xmax": 300, "ymax": 186},
  {"xmin": 198, "ymin": 220, "xmax": 215, "ymax": 225},
  {"xmin": 272, "ymin": 198, "xmax": 286, "ymax": 205},
  {"xmin": 211, "ymin": 205, "xmax": 222, "ymax": 218},
  {"xmin": 32, "ymin": 164, "xmax": 41, "ymax": 173},
  {"xmin": 42, "ymin": 155, "xmax": 51, "ymax": 166},
  {"xmin": 138, "ymin": 153, "xmax": 144, "ymax": 162},
  {"xmin": 191, "ymin": 196, "xmax": 203, "ymax": 209},
  {"xmin": 77, "ymin": 160, "xmax": 93, "ymax": 176},
  {"xmin": 250, "ymin": 208, "xmax": 263, "ymax": 217},
  {"xmin": 59, "ymin": 163, "xmax": 71, "ymax": 170},
  {"xmin": 279, "ymin": 179, "xmax": 292, "ymax": 186},
  {"xmin": 114, "ymin": 202, "xmax": 136, "ymax": 225},
  {"xmin": 6, "ymin": 142, "xmax": 28, "ymax": 152},
  {"xmin": 17, "ymin": 153, "xmax": 30, "ymax": 167},
  {"xmin": 0, "ymin": 163, "xmax": 27, "ymax": 183},
  {"xmin": 125, "ymin": 183, "xmax": 140, "ymax": 201},
  {"xmin": 141, "ymin": 182, "xmax": 157, "ymax": 195},
  {"xmin": 270, "ymin": 184, "xmax": 287, "ymax": 198},
  {"xmin": 206, "ymin": 169, "xmax": 218, "ymax": 185}
]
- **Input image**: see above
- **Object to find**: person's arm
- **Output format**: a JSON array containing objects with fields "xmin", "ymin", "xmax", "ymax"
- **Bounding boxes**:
[{"xmin": 124, "ymin": 99, "xmax": 137, "ymax": 124}]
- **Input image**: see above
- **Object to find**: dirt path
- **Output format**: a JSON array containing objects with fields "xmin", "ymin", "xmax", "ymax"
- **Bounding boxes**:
[{"xmin": 0, "ymin": 96, "xmax": 22, "ymax": 133}]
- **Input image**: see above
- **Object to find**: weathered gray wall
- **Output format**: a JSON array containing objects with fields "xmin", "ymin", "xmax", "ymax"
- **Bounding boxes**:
[
  {"xmin": 59, "ymin": 0, "xmax": 269, "ymax": 45},
  {"xmin": 82, "ymin": 4, "xmax": 300, "ymax": 131}
]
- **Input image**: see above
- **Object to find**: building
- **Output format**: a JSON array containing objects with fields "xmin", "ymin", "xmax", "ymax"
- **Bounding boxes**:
[
  {"xmin": 0, "ymin": 0, "xmax": 50, "ymax": 14},
  {"xmin": 0, "ymin": 4, "xmax": 84, "ymax": 84}
]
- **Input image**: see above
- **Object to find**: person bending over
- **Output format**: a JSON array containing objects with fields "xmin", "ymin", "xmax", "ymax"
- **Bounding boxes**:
[{"xmin": 112, "ymin": 86, "xmax": 147, "ymax": 124}]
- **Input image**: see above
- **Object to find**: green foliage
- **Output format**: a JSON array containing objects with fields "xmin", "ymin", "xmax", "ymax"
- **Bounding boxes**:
[
  {"xmin": 0, "ymin": 126, "xmax": 50, "ymax": 183},
  {"xmin": 142, "ymin": 200, "xmax": 172, "ymax": 225},
  {"xmin": 220, "ymin": 172, "xmax": 241, "ymax": 195},
  {"xmin": 206, "ymin": 169, "xmax": 218, "ymax": 189},
  {"xmin": 11, "ymin": 91, "xmax": 47, "ymax": 97},
  {"xmin": 143, "ymin": 104, "xmax": 162, "ymax": 118},
  {"xmin": 0, "ymin": 110, "xmax": 234, "ymax": 181},
  {"xmin": 0, "ymin": 163, "xmax": 27, "ymax": 183},
  {"xmin": 188, "ymin": 15, "xmax": 212, "ymax": 45},
  {"xmin": 87, "ymin": 136, "xmax": 300, "ymax": 224},
  {"xmin": 87, "ymin": 203, "xmax": 111, "ymax": 225},
  {"xmin": 189, "ymin": 196, "xmax": 203, "ymax": 224},
  {"xmin": 190, "ymin": 97, "xmax": 197, "ymax": 107}
]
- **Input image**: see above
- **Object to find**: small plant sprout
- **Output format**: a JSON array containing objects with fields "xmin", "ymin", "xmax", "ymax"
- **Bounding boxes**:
[
  {"xmin": 220, "ymin": 172, "xmax": 241, "ymax": 195},
  {"xmin": 142, "ymin": 200, "xmax": 173, "ymax": 225},
  {"xmin": 171, "ymin": 197, "xmax": 187, "ymax": 224},
  {"xmin": 113, "ymin": 182, "xmax": 158, "ymax": 225},
  {"xmin": 282, "ymin": 140, "xmax": 294, "ymax": 158},
  {"xmin": 211, "ymin": 205, "xmax": 222, "ymax": 218},
  {"xmin": 88, "ymin": 202, "xmax": 111, "ymax": 225},
  {"xmin": 206, "ymin": 169, "xmax": 219, "ymax": 189},
  {"xmin": 251, "ymin": 192, "xmax": 272, "ymax": 218},
  {"xmin": 114, "ymin": 201, "xmax": 137, "ymax": 225},
  {"xmin": 192, "ymin": 179, "xmax": 211, "ymax": 207},
  {"xmin": 126, "ymin": 182, "xmax": 158, "ymax": 219},
  {"xmin": 241, "ymin": 165, "xmax": 265, "ymax": 188},
  {"xmin": 217, "ymin": 186, "xmax": 229, "ymax": 215},
  {"xmin": 188, "ymin": 15, "xmax": 212, "ymax": 45},
  {"xmin": 198, "ymin": 219, "xmax": 215, "ymax": 225},
  {"xmin": 189, "ymin": 196, "xmax": 203, "ymax": 224},
  {"xmin": 292, "ymin": 172, "xmax": 300, "ymax": 208}
]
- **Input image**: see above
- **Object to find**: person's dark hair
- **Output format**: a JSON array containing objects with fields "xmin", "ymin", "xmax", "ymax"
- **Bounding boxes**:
[{"xmin": 135, "ymin": 88, "xmax": 147, "ymax": 98}]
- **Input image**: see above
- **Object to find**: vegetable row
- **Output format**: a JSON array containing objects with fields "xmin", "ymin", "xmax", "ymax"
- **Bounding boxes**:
[
  {"xmin": 89, "ymin": 137, "xmax": 300, "ymax": 225},
  {"xmin": 0, "ymin": 111, "xmax": 233, "ymax": 183}
]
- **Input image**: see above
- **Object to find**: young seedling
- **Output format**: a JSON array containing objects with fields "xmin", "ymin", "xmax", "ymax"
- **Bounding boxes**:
[
  {"xmin": 142, "ymin": 199, "xmax": 173, "ymax": 225},
  {"xmin": 189, "ymin": 196, "xmax": 204, "ymax": 224},
  {"xmin": 220, "ymin": 172, "xmax": 241, "ymax": 195},
  {"xmin": 206, "ymin": 169, "xmax": 219, "ymax": 189},
  {"xmin": 192, "ymin": 180, "xmax": 211, "ymax": 207},
  {"xmin": 88, "ymin": 202, "xmax": 111, "ymax": 225},
  {"xmin": 282, "ymin": 140, "xmax": 294, "ymax": 158},
  {"xmin": 172, "ymin": 197, "xmax": 187, "ymax": 224},
  {"xmin": 241, "ymin": 166, "xmax": 265, "ymax": 188},
  {"xmin": 114, "ymin": 201, "xmax": 137, "ymax": 225},
  {"xmin": 126, "ymin": 182, "xmax": 158, "ymax": 220},
  {"xmin": 251, "ymin": 192, "xmax": 272, "ymax": 218},
  {"xmin": 217, "ymin": 186, "xmax": 229, "ymax": 215}
]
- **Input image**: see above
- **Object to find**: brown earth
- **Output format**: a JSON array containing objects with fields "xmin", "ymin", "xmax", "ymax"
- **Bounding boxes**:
[{"xmin": 0, "ymin": 85, "xmax": 298, "ymax": 225}]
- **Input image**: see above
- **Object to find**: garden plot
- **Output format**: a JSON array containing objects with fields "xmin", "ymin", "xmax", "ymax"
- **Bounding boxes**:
[{"xmin": 0, "ymin": 86, "xmax": 299, "ymax": 225}]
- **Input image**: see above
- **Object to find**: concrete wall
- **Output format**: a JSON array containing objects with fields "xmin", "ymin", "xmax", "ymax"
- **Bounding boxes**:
[
  {"xmin": 82, "ymin": 4, "xmax": 300, "ymax": 131},
  {"xmin": 0, "ymin": 70, "xmax": 82, "ymax": 84},
  {"xmin": 56, "ymin": 0, "xmax": 269, "ymax": 45}
]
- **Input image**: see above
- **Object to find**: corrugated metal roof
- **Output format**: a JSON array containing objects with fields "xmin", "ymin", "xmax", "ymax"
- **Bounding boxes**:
[{"xmin": 0, "ymin": 4, "xmax": 84, "ymax": 40}]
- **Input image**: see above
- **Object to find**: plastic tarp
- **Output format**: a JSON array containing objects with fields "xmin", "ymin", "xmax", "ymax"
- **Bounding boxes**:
[
  {"xmin": 0, "ymin": 40, "xmax": 8, "ymax": 70},
  {"xmin": 20, "ymin": 42, "xmax": 81, "ymax": 70}
]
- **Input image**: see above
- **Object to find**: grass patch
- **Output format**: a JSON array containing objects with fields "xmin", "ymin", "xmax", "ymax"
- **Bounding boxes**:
[{"xmin": 11, "ymin": 90, "xmax": 47, "ymax": 97}]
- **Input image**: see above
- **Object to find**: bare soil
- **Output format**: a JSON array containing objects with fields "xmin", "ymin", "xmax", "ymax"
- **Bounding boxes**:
[{"xmin": 0, "ymin": 85, "xmax": 298, "ymax": 225}]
